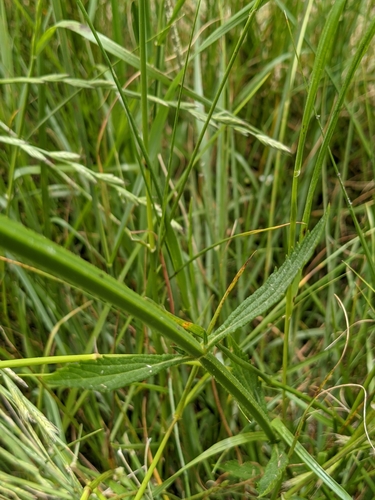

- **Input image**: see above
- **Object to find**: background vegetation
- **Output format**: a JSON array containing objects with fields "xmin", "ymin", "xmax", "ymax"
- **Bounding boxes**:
[{"xmin": 0, "ymin": 0, "xmax": 375, "ymax": 498}]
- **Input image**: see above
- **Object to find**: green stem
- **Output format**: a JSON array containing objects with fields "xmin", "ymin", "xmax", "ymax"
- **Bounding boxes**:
[
  {"xmin": 169, "ymin": 0, "xmax": 264, "ymax": 223},
  {"xmin": 134, "ymin": 365, "xmax": 199, "ymax": 500},
  {"xmin": 0, "ymin": 214, "xmax": 276, "ymax": 440},
  {"xmin": 0, "ymin": 214, "xmax": 203, "ymax": 358},
  {"xmin": 6, "ymin": 0, "xmax": 43, "ymax": 214},
  {"xmin": 0, "ymin": 354, "xmax": 100, "ymax": 369},
  {"xmin": 139, "ymin": 0, "xmax": 156, "ymax": 256},
  {"xmin": 200, "ymin": 353, "xmax": 275, "ymax": 442}
]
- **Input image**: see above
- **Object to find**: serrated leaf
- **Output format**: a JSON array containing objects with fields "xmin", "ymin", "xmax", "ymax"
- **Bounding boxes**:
[
  {"xmin": 208, "ymin": 211, "xmax": 328, "ymax": 347},
  {"xmin": 257, "ymin": 444, "xmax": 288, "ymax": 497},
  {"xmin": 230, "ymin": 338, "xmax": 267, "ymax": 415},
  {"xmin": 46, "ymin": 354, "xmax": 187, "ymax": 391},
  {"xmin": 219, "ymin": 460, "xmax": 261, "ymax": 480}
]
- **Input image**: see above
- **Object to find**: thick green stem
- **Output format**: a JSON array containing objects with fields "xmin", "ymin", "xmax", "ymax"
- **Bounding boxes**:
[
  {"xmin": 0, "ymin": 214, "xmax": 276, "ymax": 440},
  {"xmin": 0, "ymin": 215, "xmax": 203, "ymax": 358}
]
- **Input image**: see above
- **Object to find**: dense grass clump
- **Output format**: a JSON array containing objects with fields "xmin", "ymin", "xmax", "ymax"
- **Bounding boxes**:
[{"xmin": 0, "ymin": 0, "xmax": 375, "ymax": 498}]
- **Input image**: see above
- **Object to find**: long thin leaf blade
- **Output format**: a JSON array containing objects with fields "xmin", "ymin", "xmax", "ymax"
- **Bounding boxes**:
[
  {"xmin": 272, "ymin": 419, "xmax": 352, "ymax": 500},
  {"xmin": 302, "ymin": 16, "xmax": 375, "ymax": 229},
  {"xmin": 52, "ymin": 20, "xmax": 290, "ymax": 154},
  {"xmin": 293, "ymin": 0, "xmax": 346, "ymax": 181},
  {"xmin": 289, "ymin": 0, "xmax": 345, "ymax": 246},
  {"xmin": 153, "ymin": 431, "xmax": 267, "ymax": 496}
]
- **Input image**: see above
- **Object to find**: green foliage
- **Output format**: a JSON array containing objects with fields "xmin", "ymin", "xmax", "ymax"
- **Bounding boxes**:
[
  {"xmin": 272, "ymin": 419, "xmax": 352, "ymax": 500},
  {"xmin": 219, "ymin": 460, "xmax": 262, "ymax": 480},
  {"xmin": 46, "ymin": 354, "xmax": 188, "ymax": 391},
  {"xmin": 0, "ymin": 0, "xmax": 375, "ymax": 498},
  {"xmin": 230, "ymin": 338, "xmax": 268, "ymax": 415},
  {"xmin": 257, "ymin": 443, "xmax": 288, "ymax": 497},
  {"xmin": 209, "ymin": 212, "xmax": 327, "ymax": 347}
]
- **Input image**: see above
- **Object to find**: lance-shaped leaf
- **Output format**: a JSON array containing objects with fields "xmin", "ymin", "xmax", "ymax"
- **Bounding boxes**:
[
  {"xmin": 257, "ymin": 443, "xmax": 288, "ymax": 497},
  {"xmin": 46, "ymin": 354, "xmax": 187, "ymax": 391},
  {"xmin": 208, "ymin": 211, "xmax": 327, "ymax": 348}
]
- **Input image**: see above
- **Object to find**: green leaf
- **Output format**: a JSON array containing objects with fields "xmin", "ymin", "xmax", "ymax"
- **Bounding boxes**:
[
  {"xmin": 53, "ymin": 20, "xmax": 290, "ymax": 154},
  {"xmin": 200, "ymin": 353, "xmax": 275, "ymax": 442},
  {"xmin": 303, "ymin": 15, "xmax": 375, "ymax": 228},
  {"xmin": 219, "ymin": 460, "xmax": 261, "ymax": 480},
  {"xmin": 0, "ymin": 215, "xmax": 277, "ymax": 439},
  {"xmin": 193, "ymin": 0, "xmax": 265, "ymax": 58},
  {"xmin": 293, "ymin": 0, "xmax": 346, "ymax": 181},
  {"xmin": 36, "ymin": 26, "xmax": 58, "ymax": 56},
  {"xmin": 152, "ymin": 432, "xmax": 267, "ymax": 496},
  {"xmin": 208, "ymin": 211, "xmax": 328, "ymax": 348},
  {"xmin": 229, "ymin": 338, "xmax": 268, "ymax": 415},
  {"xmin": 257, "ymin": 443, "xmax": 288, "ymax": 497},
  {"xmin": 272, "ymin": 419, "xmax": 352, "ymax": 500},
  {"xmin": 0, "ymin": 214, "xmax": 204, "ymax": 358},
  {"xmin": 46, "ymin": 354, "xmax": 187, "ymax": 391}
]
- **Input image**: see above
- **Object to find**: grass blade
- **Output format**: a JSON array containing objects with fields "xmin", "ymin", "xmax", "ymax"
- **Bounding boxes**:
[
  {"xmin": 289, "ymin": 0, "xmax": 345, "ymax": 247},
  {"xmin": 272, "ymin": 419, "xmax": 352, "ymax": 500},
  {"xmin": 153, "ymin": 431, "xmax": 267, "ymax": 495}
]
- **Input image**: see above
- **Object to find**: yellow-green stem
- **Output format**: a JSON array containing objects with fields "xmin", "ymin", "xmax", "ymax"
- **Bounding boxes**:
[{"xmin": 134, "ymin": 365, "xmax": 199, "ymax": 500}]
